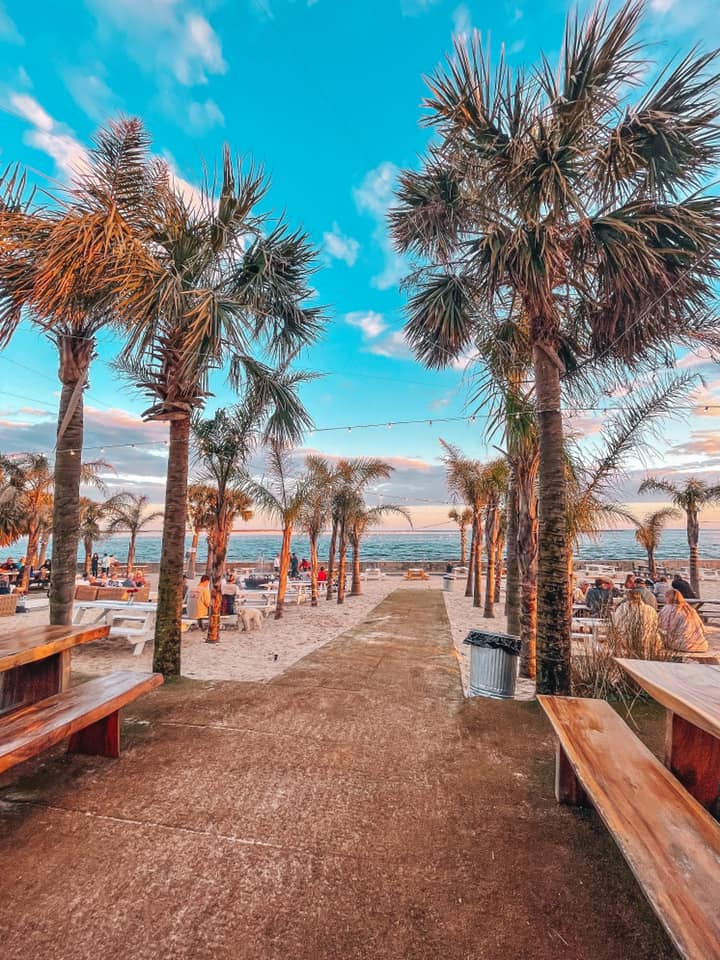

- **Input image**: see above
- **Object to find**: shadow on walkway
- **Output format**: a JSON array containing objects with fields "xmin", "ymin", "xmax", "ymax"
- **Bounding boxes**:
[{"xmin": 0, "ymin": 589, "xmax": 674, "ymax": 959}]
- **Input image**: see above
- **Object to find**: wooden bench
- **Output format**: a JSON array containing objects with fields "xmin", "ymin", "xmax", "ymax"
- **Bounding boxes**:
[
  {"xmin": 539, "ymin": 695, "xmax": 720, "ymax": 960},
  {"xmin": 0, "ymin": 670, "xmax": 163, "ymax": 773}
]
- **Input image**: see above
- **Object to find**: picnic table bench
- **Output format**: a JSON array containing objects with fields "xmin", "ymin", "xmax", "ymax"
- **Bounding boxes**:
[
  {"xmin": 539, "ymin": 694, "xmax": 720, "ymax": 960},
  {"xmin": 73, "ymin": 600, "xmax": 158, "ymax": 655},
  {"xmin": 404, "ymin": 568, "xmax": 429, "ymax": 581},
  {"xmin": 0, "ymin": 625, "xmax": 162, "ymax": 774}
]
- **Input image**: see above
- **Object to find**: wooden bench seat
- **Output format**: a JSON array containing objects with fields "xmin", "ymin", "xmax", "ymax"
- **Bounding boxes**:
[
  {"xmin": 539, "ymin": 695, "xmax": 720, "ymax": 960},
  {"xmin": 0, "ymin": 670, "xmax": 163, "ymax": 774}
]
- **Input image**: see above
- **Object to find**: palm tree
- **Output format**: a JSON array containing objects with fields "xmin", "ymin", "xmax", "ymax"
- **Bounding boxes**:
[
  {"xmin": 79, "ymin": 495, "xmax": 125, "ymax": 577},
  {"xmin": 0, "ymin": 454, "xmax": 53, "ymax": 590},
  {"xmin": 638, "ymin": 477, "xmax": 720, "ymax": 594},
  {"xmin": 441, "ymin": 442, "xmax": 487, "ymax": 607},
  {"xmin": 448, "ymin": 506, "xmax": 472, "ymax": 565},
  {"xmin": 390, "ymin": 3, "xmax": 720, "ymax": 693},
  {"xmin": 349, "ymin": 503, "xmax": 411, "ymax": 596},
  {"xmin": 0, "ymin": 120, "xmax": 164, "ymax": 624},
  {"xmin": 631, "ymin": 507, "xmax": 680, "ymax": 577},
  {"xmin": 298, "ymin": 456, "xmax": 333, "ymax": 607},
  {"xmin": 479, "ymin": 459, "xmax": 509, "ymax": 619},
  {"xmin": 117, "ymin": 142, "xmax": 322, "ymax": 676},
  {"xmin": 105, "ymin": 494, "xmax": 163, "ymax": 576},
  {"xmin": 186, "ymin": 483, "xmax": 216, "ymax": 578}
]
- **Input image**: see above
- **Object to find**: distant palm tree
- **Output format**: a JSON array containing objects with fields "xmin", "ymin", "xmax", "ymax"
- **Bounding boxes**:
[
  {"xmin": 448, "ymin": 506, "xmax": 472, "ymax": 565},
  {"xmin": 631, "ymin": 507, "xmax": 680, "ymax": 577},
  {"xmin": 298, "ymin": 456, "xmax": 334, "ymax": 607},
  {"xmin": 186, "ymin": 483, "xmax": 216, "ymax": 579},
  {"xmin": 638, "ymin": 477, "xmax": 720, "ymax": 594},
  {"xmin": 391, "ymin": 2, "xmax": 720, "ymax": 693},
  {"xmin": 106, "ymin": 494, "xmax": 163, "ymax": 576},
  {"xmin": 349, "ymin": 503, "xmax": 411, "ymax": 596},
  {"xmin": 0, "ymin": 453, "xmax": 53, "ymax": 590},
  {"xmin": 441, "ymin": 442, "xmax": 487, "ymax": 607},
  {"xmin": 79, "ymin": 495, "xmax": 125, "ymax": 577},
  {"xmin": 479, "ymin": 459, "xmax": 509, "ymax": 619}
]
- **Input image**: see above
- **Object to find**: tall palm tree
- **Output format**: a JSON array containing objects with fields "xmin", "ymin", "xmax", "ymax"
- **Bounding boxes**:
[
  {"xmin": 79, "ymin": 495, "xmax": 125, "ymax": 577},
  {"xmin": 0, "ymin": 453, "xmax": 53, "ymax": 590},
  {"xmin": 390, "ymin": 2, "xmax": 720, "ymax": 693},
  {"xmin": 116, "ymin": 144, "xmax": 322, "ymax": 676},
  {"xmin": 298, "ymin": 456, "xmax": 333, "ymax": 607},
  {"xmin": 479, "ymin": 459, "xmax": 509, "ymax": 619},
  {"xmin": 631, "ymin": 507, "xmax": 680, "ymax": 577},
  {"xmin": 638, "ymin": 477, "xmax": 720, "ymax": 594},
  {"xmin": 106, "ymin": 494, "xmax": 163, "ymax": 576},
  {"xmin": 441, "ymin": 442, "xmax": 487, "ymax": 607},
  {"xmin": 349, "ymin": 503, "xmax": 411, "ymax": 596},
  {"xmin": 448, "ymin": 506, "xmax": 472, "ymax": 565},
  {"xmin": 186, "ymin": 483, "xmax": 216, "ymax": 578},
  {"xmin": 0, "ymin": 120, "xmax": 165, "ymax": 624}
]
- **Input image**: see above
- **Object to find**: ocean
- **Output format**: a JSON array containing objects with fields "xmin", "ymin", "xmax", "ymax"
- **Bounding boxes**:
[{"xmin": 7, "ymin": 528, "xmax": 719, "ymax": 565}]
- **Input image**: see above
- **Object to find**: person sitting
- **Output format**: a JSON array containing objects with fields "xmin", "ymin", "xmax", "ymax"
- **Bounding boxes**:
[
  {"xmin": 653, "ymin": 575, "xmax": 669, "ymax": 603},
  {"xmin": 300, "ymin": 557, "xmax": 310, "ymax": 572},
  {"xmin": 0, "ymin": 575, "xmax": 11, "ymax": 595},
  {"xmin": 659, "ymin": 589, "xmax": 708, "ymax": 653},
  {"xmin": 624, "ymin": 573, "xmax": 636, "ymax": 591},
  {"xmin": 133, "ymin": 572, "xmax": 146, "ymax": 587},
  {"xmin": 671, "ymin": 573, "xmax": 696, "ymax": 600},
  {"xmin": 190, "ymin": 575, "xmax": 211, "ymax": 629},
  {"xmin": 635, "ymin": 579, "xmax": 658, "ymax": 610},
  {"xmin": 221, "ymin": 573, "xmax": 239, "ymax": 615},
  {"xmin": 573, "ymin": 580, "xmax": 589, "ymax": 603},
  {"xmin": 585, "ymin": 578, "xmax": 611, "ymax": 616},
  {"xmin": 612, "ymin": 588, "xmax": 659, "ymax": 651},
  {"xmin": 317, "ymin": 566, "xmax": 328, "ymax": 583}
]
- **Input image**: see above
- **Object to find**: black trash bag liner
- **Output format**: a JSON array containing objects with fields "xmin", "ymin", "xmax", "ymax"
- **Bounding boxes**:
[{"xmin": 463, "ymin": 630, "xmax": 521, "ymax": 656}]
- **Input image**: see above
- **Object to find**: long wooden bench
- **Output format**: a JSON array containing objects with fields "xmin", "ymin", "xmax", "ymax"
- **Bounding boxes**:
[
  {"xmin": 539, "ymin": 695, "xmax": 720, "ymax": 960},
  {"xmin": 0, "ymin": 670, "xmax": 163, "ymax": 774}
]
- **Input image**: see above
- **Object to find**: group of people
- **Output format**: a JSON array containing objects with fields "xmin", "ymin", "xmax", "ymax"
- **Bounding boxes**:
[
  {"xmin": 575, "ymin": 571, "xmax": 707, "ymax": 653},
  {"xmin": 0, "ymin": 556, "xmax": 51, "ymax": 594},
  {"xmin": 272, "ymin": 553, "xmax": 311, "ymax": 579},
  {"xmin": 91, "ymin": 553, "xmax": 119, "ymax": 579}
]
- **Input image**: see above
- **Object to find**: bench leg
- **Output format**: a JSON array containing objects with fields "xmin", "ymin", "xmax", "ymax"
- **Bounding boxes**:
[
  {"xmin": 68, "ymin": 711, "xmax": 120, "ymax": 758},
  {"xmin": 0, "ymin": 652, "xmax": 67, "ymax": 713},
  {"xmin": 555, "ymin": 742, "xmax": 588, "ymax": 806},
  {"xmin": 665, "ymin": 712, "xmax": 720, "ymax": 816}
]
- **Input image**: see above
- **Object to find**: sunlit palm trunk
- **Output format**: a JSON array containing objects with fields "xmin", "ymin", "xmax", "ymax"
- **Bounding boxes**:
[
  {"xmin": 337, "ymin": 518, "xmax": 348, "ymax": 604},
  {"xmin": 459, "ymin": 523, "xmax": 467, "ymax": 566},
  {"xmin": 326, "ymin": 519, "xmax": 337, "ymax": 600},
  {"xmin": 472, "ymin": 514, "xmax": 482, "ymax": 608},
  {"xmin": 275, "ymin": 526, "xmax": 292, "ymax": 620},
  {"xmin": 494, "ymin": 529, "xmax": 504, "ymax": 605},
  {"xmin": 21, "ymin": 524, "xmax": 41, "ymax": 592},
  {"xmin": 646, "ymin": 546, "xmax": 656, "ymax": 578},
  {"xmin": 153, "ymin": 416, "xmax": 190, "ymax": 677},
  {"xmin": 187, "ymin": 529, "xmax": 200, "ymax": 578},
  {"xmin": 309, "ymin": 536, "xmax": 319, "ymax": 607},
  {"xmin": 517, "ymin": 466, "xmax": 538, "ymax": 679},
  {"xmin": 505, "ymin": 473, "xmax": 520, "ymax": 629},
  {"xmin": 350, "ymin": 533, "xmax": 362, "ymax": 596},
  {"xmin": 534, "ymin": 344, "xmax": 570, "ymax": 695},
  {"xmin": 483, "ymin": 505, "xmax": 498, "ymax": 617},
  {"xmin": 207, "ymin": 525, "xmax": 228, "ymax": 643},
  {"xmin": 83, "ymin": 536, "xmax": 93, "ymax": 578},
  {"xmin": 466, "ymin": 520, "xmax": 476, "ymax": 598},
  {"xmin": 687, "ymin": 509, "xmax": 700, "ymax": 596},
  {"xmin": 50, "ymin": 340, "xmax": 91, "ymax": 626},
  {"xmin": 38, "ymin": 533, "xmax": 49, "ymax": 568},
  {"xmin": 204, "ymin": 535, "xmax": 214, "ymax": 577},
  {"xmin": 126, "ymin": 533, "xmax": 136, "ymax": 577}
]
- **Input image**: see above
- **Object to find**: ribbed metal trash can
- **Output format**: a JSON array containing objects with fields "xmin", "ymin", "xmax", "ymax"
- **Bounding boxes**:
[
  {"xmin": 463, "ymin": 630, "xmax": 520, "ymax": 699},
  {"xmin": 442, "ymin": 574, "xmax": 455, "ymax": 592}
]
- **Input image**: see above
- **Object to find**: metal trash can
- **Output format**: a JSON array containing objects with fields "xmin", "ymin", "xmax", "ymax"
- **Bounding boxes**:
[
  {"xmin": 443, "ymin": 574, "xmax": 455, "ymax": 592},
  {"xmin": 463, "ymin": 630, "xmax": 520, "ymax": 699}
]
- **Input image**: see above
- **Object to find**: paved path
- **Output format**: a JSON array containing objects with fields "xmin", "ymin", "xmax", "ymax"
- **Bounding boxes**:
[{"xmin": 0, "ymin": 590, "xmax": 674, "ymax": 959}]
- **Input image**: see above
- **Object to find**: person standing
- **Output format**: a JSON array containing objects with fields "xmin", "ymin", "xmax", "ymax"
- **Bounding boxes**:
[
  {"xmin": 290, "ymin": 552, "xmax": 299, "ymax": 579},
  {"xmin": 221, "ymin": 573, "xmax": 240, "ymax": 615},
  {"xmin": 91, "ymin": 553, "xmax": 99, "ymax": 578},
  {"xmin": 273, "ymin": 554, "xmax": 280, "ymax": 573}
]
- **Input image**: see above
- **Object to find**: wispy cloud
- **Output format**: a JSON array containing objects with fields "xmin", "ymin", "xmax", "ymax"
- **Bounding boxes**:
[
  {"xmin": 401, "ymin": 0, "xmax": 441, "ymax": 15},
  {"xmin": 345, "ymin": 310, "xmax": 387, "ymax": 339},
  {"xmin": 64, "ymin": 67, "xmax": 120, "ymax": 122},
  {"xmin": 323, "ymin": 222, "xmax": 360, "ymax": 267},
  {"xmin": 650, "ymin": 0, "xmax": 677, "ymax": 11},
  {"xmin": 9, "ymin": 92, "xmax": 89, "ymax": 179},
  {"xmin": 353, "ymin": 161, "xmax": 408, "ymax": 289},
  {"xmin": 0, "ymin": 1, "xmax": 23, "ymax": 43},
  {"xmin": 187, "ymin": 98, "xmax": 225, "ymax": 132},
  {"xmin": 368, "ymin": 330, "xmax": 412, "ymax": 359},
  {"xmin": 452, "ymin": 4, "xmax": 472, "ymax": 38}
]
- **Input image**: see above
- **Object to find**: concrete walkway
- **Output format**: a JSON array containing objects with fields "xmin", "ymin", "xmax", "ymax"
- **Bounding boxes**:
[{"xmin": 0, "ymin": 590, "xmax": 673, "ymax": 959}]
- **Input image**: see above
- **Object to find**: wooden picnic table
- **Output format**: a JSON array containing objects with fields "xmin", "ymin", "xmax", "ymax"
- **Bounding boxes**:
[
  {"xmin": 0, "ymin": 623, "xmax": 109, "ymax": 715},
  {"xmin": 73, "ymin": 600, "xmax": 158, "ymax": 654},
  {"xmin": 616, "ymin": 658, "xmax": 720, "ymax": 814}
]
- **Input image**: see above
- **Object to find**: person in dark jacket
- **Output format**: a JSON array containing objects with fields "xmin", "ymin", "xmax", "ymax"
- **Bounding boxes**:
[
  {"xmin": 671, "ymin": 573, "xmax": 696, "ymax": 600},
  {"xmin": 585, "ymin": 578, "xmax": 612, "ymax": 615}
]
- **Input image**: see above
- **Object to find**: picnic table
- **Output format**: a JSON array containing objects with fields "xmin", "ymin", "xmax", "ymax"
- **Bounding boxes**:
[
  {"xmin": 0, "ymin": 623, "xmax": 162, "ymax": 774},
  {"xmin": 685, "ymin": 598, "xmax": 720, "ymax": 621},
  {"xmin": 616, "ymin": 658, "xmax": 720, "ymax": 814},
  {"xmin": 73, "ymin": 600, "xmax": 158, "ymax": 655},
  {"xmin": 405, "ymin": 568, "xmax": 429, "ymax": 581}
]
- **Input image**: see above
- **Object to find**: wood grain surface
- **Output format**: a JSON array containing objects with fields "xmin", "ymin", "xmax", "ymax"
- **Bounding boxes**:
[
  {"xmin": 616, "ymin": 659, "xmax": 720, "ymax": 740},
  {"xmin": 0, "ymin": 624, "xmax": 110, "ymax": 673},
  {"xmin": 539, "ymin": 694, "xmax": 720, "ymax": 960},
  {"xmin": 0, "ymin": 670, "xmax": 163, "ymax": 773}
]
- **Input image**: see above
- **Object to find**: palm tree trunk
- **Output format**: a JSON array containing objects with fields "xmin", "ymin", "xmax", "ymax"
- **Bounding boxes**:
[
  {"xmin": 483, "ymin": 506, "xmax": 498, "ymax": 618},
  {"xmin": 187, "ymin": 529, "xmax": 200, "ymax": 578},
  {"xmin": 533, "ymin": 342, "xmax": 571, "ymax": 695},
  {"xmin": 494, "ymin": 529, "xmax": 504, "ymax": 605},
  {"xmin": 647, "ymin": 546, "xmax": 656, "ymax": 579},
  {"xmin": 21, "ymin": 525, "xmax": 40, "ymax": 592},
  {"xmin": 50, "ymin": 339, "xmax": 92, "ymax": 626},
  {"xmin": 505, "ymin": 470, "xmax": 520, "ymax": 629},
  {"xmin": 473, "ymin": 513, "xmax": 482, "ymax": 608},
  {"xmin": 153, "ymin": 416, "xmax": 190, "ymax": 677},
  {"xmin": 275, "ymin": 525, "xmax": 292, "ymax": 620},
  {"xmin": 517, "ymin": 465, "xmax": 539, "ymax": 679},
  {"xmin": 337, "ymin": 518, "xmax": 348, "ymax": 604},
  {"xmin": 309, "ymin": 534, "xmax": 319, "ymax": 607},
  {"xmin": 350, "ymin": 532, "xmax": 362, "ymax": 596},
  {"xmin": 206, "ymin": 524, "xmax": 227, "ymax": 643},
  {"xmin": 460, "ymin": 524, "xmax": 467, "ymax": 566},
  {"xmin": 204, "ymin": 534, "xmax": 214, "ymax": 577},
  {"xmin": 688, "ymin": 509, "xmax": 700, "ymax": 596},
  {"xmin": 83, "ymin": 536, "xmax": 93, "ymax": 578},
  {"xmin": 38, "ymin": 533, "xmax": 49, "ymax": 568},
  {"xmin": 127, "ymin": 532, "xmax": 136, "ymax": 577},
  {"xmin": 326, "ymin": 518, "xmax": 337, "ymax": 600},
  {"xmin": 466, "ymin": 520, "xmax": 476, "ymax": 597}
]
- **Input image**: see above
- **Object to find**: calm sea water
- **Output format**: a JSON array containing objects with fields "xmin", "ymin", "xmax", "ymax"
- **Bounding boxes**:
[{"xmin": 7, "ymin": 528, "xmax": 719, "ymax": 564}]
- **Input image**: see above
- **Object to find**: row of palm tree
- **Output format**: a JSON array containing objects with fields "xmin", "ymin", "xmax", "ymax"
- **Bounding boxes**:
[{"xmin": 390, "ymin": 0, "xmax": 720, "ymax": 693}]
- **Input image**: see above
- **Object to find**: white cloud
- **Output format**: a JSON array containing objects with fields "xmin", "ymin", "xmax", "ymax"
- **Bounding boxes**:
[
  {"xmin": 452, "ymin": 4, "xmax": 471, "ymax": 38},
  {"xmin": 64, "ymin": 69, "xmax": 119, "ymax": 122},
  {"xmin": 345, "ymin": 310, "xmax": 387, "ymax": 339},
  {"xmin": 353, "ymin": 161, "xmax": 409, "ymax": 290},
  {"xmin": 0, "ymin": 2, "xmax": 23, "ymax": 43},
  {"xmin": 175, "ymin": 14, "xmax": 226, "ymax": 85},
  {"xmin": 323, "ymin": 222, "xmax": 360, "ymax": 267},
  {"xmin": 187, "ymin": 98, "xmax": 225, "ymax": 132},
  {"xmin": 651, "ymin": 0, "xmax": 676, "ymax": 11},
  {"xmin": 9, "ymin": 93, "xmax": 89, "ymax": 179},
  {"xmin": 401, "ymin": 0, "xmax": 441, "ymax": 14},
  {"xmin": 368, "ymin": 330, "xmax": 412, "ymax": 359}
]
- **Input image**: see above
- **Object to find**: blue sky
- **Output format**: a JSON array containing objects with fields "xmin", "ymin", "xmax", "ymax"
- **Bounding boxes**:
[{"xmin": 0, "ymin": 0, "xmax": 719, "ymax": 527}]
